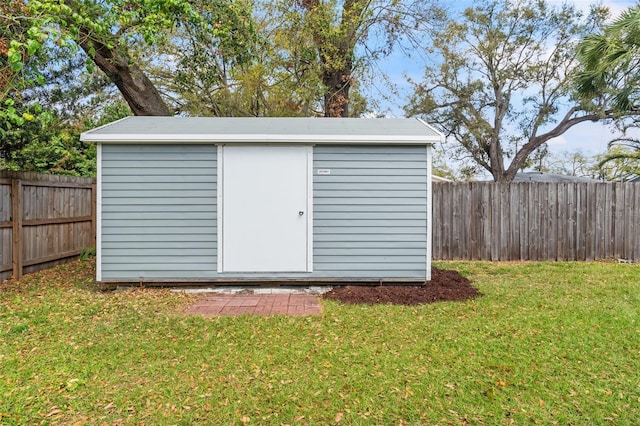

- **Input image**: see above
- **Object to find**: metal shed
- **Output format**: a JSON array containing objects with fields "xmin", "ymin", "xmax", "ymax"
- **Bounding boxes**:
[{"xmin": 81, "ymin": 117, "xmax": 444, "ymax": 285}]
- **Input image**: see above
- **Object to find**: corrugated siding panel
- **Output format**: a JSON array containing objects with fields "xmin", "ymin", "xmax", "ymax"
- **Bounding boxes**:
[
  {"xmin": 313, "ymin": 145, "xmax": 428, "ymax": 278},
  {"xmin": 101, "ymin": 144, "xmax": 216, "ymax": 279}
]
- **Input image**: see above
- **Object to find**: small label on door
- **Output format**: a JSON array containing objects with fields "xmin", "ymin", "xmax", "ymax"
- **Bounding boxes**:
[{"xmin": 317, "ymin": 169, "xmax": 331, "ymax": 175}]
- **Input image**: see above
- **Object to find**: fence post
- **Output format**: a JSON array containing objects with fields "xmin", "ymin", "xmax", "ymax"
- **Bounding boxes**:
[{"xmin": 11, "ymin": 178, "xmax": 23, "ymax": 279}]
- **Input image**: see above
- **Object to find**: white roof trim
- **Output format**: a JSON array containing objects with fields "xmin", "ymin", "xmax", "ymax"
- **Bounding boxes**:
[{"xmin": 82, "ymin": 133, "xmax": 439, "ymax": 144}]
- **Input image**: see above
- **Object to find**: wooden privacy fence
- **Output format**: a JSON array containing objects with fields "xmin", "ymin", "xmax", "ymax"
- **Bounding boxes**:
[
  {"xmin": 0, "ymin": 171, "xmax": 96, "ymax": 281},
  {"xmin": 432, "ymin": 182, "xmax": 640, "ymax": 261}
]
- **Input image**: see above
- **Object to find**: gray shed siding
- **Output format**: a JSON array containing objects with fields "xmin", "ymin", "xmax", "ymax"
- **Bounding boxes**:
[
  {"xmin": 99, "ymin": 144, "xmax": 428, "ymax": 281},
  {"xmin": 101, "ymin": 145, "xmax": 217, "ymax": 279},
  {"xmin": 313, "ymin": 145, "xmax": 428, "ymax": 278}
]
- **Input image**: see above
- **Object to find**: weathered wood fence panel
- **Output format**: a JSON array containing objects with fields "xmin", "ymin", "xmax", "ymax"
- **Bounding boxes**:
[
  {"xmin": 0, "ymin": 171, "xmax": 96, "ymax": 281},
  {"xmin": 0, "ymin": 181, "xmax": 12, "ymax": 280},
  {"xmin": 433, "ymin": 182, "xmax": 640, "ymax": 261}
]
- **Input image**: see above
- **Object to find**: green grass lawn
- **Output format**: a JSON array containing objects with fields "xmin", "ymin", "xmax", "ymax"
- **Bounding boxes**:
[{"xmin": 1, "ymin": 260, "xmax": 639, "ymax": 425}]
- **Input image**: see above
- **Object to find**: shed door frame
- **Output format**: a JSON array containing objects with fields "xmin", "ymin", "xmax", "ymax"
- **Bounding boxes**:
[{"xmin": 217, "ymin": 144, "xmax": 313, "ymax": 273}]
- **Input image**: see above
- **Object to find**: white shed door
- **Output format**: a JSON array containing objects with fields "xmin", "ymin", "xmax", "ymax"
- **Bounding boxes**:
[{"xmin": 221, "ymin": 145, "xmax": 311, "ymax": 272}]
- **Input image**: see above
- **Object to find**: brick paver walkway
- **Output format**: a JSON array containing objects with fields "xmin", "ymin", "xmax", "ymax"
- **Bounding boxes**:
[{"xmin": 185, "ymin": 294, "xmax": 321, "ymax": 316}]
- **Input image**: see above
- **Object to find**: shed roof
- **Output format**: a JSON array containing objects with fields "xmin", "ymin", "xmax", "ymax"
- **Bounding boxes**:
[
  {"xmin": 80, "ymin": 116, "xmax": 443, "ymax": 144},
  {"xmin": 513, "ymin": 172, "xmax": 600, "ymax": 183}
]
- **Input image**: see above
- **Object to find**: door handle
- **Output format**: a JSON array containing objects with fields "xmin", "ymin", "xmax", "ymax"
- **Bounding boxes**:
[{"xmin": 299, "ymin": 211, "xmax": 304, "ymax": 216}]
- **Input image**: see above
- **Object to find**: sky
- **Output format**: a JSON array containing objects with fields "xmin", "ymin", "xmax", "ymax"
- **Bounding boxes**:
[{"xmin": 372, "ymin": 0, "xmax": 637, "ymax": 158}]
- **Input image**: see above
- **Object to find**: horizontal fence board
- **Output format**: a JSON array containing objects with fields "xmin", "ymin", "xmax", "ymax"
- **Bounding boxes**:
[
  {"xmin": 23, "ymin": 216, "xmax": 92, "ymax": 226},
  {"xmin": 21, "ymin": 180, "xmax": 93, "ymax": 189},
  {"xmin": 0, "ymin": 170, "xmax": 92, "ymax": 183},
  {"xmin": 23, "ymin": 249, "xmax": 84, "ymax": 267}
]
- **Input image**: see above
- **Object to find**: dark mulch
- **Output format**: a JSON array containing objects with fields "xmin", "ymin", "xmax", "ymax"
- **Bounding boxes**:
[{"xmin": 322, "ymin": 268, "xmax": 480, "ymax": 306}]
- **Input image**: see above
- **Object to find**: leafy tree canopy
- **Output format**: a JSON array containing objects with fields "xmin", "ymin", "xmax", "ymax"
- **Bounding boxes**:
[
  {"xmin": 3, "ymin": 0, "xmax": 257, "ymax": 116},
  {"xmin": 576, "ymin": 4, "xmax": 640, "ymax": 112},
  {"xmin": 264, "ymin": 0, "xmax": 441, "ymax": 117},
  {"xmin": 406, "ymin": 0, "xmax": 615, "ymax": 182},
  {"xmin": 576, "ymin": 3, "xmax": 640, "ymax": 171},
  {"xmin": 1, "ymin": 0, "xmax": 257, "ymax": 174},
  {"xmin": 596, "ymin": 145, "xmax": 640, "ymax": 181}
]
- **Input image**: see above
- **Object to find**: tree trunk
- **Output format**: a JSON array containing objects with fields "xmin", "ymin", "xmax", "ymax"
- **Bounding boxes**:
[
  {"xmin": 77, "ymin": 31, "xmax": 171, "ymax": 116},
  {"xmin": 299, "ymin": 0, "xmax": 364, "ymax": 118},
  {"xmin": 322, "ymin": 67, "xmax": 351, "ymax": 117}
]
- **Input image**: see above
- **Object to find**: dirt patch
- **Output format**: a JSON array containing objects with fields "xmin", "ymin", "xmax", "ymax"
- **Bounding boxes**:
[{"xmin": 322, "ymin": 268, "xmax": 480, "ymax": 306}]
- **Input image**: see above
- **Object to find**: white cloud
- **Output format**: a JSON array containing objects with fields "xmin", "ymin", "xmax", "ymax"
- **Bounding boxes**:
[
  {"xmin": 547, "ymin": 135, "xmax": 568, "ymax": 146},
  {"xmin": 600, "ymin": 0, "xmax": 634, "ymax": 18},
  {"xmin": 547, "ymin": 121, "xmax": 617, "ymax": 155}
]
